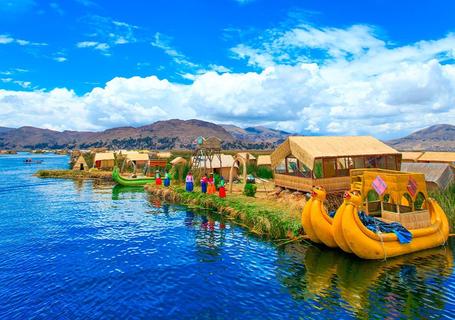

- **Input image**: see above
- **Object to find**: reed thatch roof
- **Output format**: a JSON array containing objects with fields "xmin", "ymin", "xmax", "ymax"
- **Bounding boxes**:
[
  {"xmin": 93, "ymin": 152, "xmax": 115, "ymax": 162},
  {"xmin": 126, "ymin": 153, "xmax": 149, "ymax": 161},
  {"xmin": 417, "ymin": 152, "xmax": 455, "ymax": 163},
  {"xmin": 171, "ymin": 156, "xmax": 187, "ymax": 165},
  {"xmin": 236, "ymin": 152, "xmax": 256, "ymax": 160},
  {"xmin": 401, "ymin": 152, "xmax": 424, "ymax": 162},
  {"xmin": 257, "ymin": 155, "xmax": 271, "ymax": 166},
  {"xmin": 271, "ymin": 136, "xmax": 399, "ymax": 170},
  {"xmin": 157, "ymin": 152, "xmax": 172, "ymax": 159}
]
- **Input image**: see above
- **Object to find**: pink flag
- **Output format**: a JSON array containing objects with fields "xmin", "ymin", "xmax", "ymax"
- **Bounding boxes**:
[{"xmin": 372, "ymin": 175, "xmax": 387, "ymax": 195}]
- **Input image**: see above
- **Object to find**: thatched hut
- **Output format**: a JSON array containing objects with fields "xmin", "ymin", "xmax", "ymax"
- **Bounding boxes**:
[
  {"xmin": 170, "ymin": 156, "xmax": 187, "ymax": 166},
  {"xmin": 192, "ymin": 154, "xmax": 239, "ymax": 179},
  {"xmin": 72, "ymin": 155, "xmax": 88, "ymax": 171},
  {"xmin": 93, "ymin": 152, "xmax": 115, "ymax": 170},
  {"xmin": 236, "ymin": 152, "xmax": 256, "ymax": 165},
  {"xmin": 401, "ymin": 162, "xmax": 454, "ymax": 191},
  {"xmin": 256, "ymin": 155, "xmax": 271, "ymax": 168},
  {"xmin": 271, "ymin": 136, "xmax": 401, "ymax": 193},
  {"xmin": 416, "ymin": 152, "xmax": 455, "ymax": 164},
  {"xmin": 401, "ymin": 152, "xmax": 424, "ymax": 163},
  {"xmin": 125, "ymin": 153, "xmax": 150, "ymax": 172}
]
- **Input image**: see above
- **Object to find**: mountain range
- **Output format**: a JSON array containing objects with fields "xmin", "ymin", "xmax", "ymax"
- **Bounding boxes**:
[
  {"xmin": 0, "ymin": 119, "xmax": 290, "ymax": 150},
  {"xmin": 0, "ymin": 121, "xmax": 453, "ymax": 151},
  {"xmin": 387, "ymin": 124, "xmax": 455, "ymax": 152}
]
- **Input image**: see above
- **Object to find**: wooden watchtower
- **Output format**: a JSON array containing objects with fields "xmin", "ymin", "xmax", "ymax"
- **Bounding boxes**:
[{"xmin": 191, "ymin": 136, "xmax": 223, "ymax": 180}]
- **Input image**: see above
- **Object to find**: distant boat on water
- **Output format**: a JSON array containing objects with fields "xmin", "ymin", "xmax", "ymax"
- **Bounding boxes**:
[{"xmin": 23, "ymin": 158, "xmax": 43, "ymax": 164}]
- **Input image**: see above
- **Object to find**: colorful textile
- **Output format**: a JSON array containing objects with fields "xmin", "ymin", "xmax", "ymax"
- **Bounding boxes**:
[
  {"xmin": 186, "ymin": 181, "xmax": 194, "ymax": 192},
  {"xmin": 358, "ymin": 211, "xmax": 412, "ymax": 244},
  {"xmin": 201, "ymin": 181, "xmax": 207, "ymax": 193},
  {"xmin": 219, "ymin": 186, "xmax": 226, "ymax": 198}
]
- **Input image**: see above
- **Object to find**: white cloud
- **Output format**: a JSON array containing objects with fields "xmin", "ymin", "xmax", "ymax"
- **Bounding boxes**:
[
  {"xmin": 54, "ymin": 57, "xmax": 67, "ymax": 62},
  {"xmin": 1, "ymin": 23, "xmax": 455, "ymax": 139},
  {"xmin": 78, "ymin": 15, "xmax": 139, "ymax": 53},
  {"xmin": 76, "ymin": 41, "xmax": 110, "ymax": 53},
  {"xmin": 0, "ymin": 35, "xmax": 14, "ymax": 44},
  {"xmin": 0, "ymin": 34, "xmax": 47, "ymax": 46},
  {"xmin": 151, "ymin": 32, "xmax": 198, "ymax": 69}
]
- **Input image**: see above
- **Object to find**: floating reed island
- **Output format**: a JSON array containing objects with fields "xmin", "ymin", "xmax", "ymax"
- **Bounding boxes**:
[
  {"xmin": 145, "ymin": 184, "xmax": 303, "ymax": 240},
  {"xmin": 36, "ymin": 169, "xmax": 112, "ymax": 180}
]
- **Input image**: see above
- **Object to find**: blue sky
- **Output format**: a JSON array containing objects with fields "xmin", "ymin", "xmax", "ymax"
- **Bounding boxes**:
[{"xmin": 1, "ymin": 0, "xmax": 454, "ymax": 138}]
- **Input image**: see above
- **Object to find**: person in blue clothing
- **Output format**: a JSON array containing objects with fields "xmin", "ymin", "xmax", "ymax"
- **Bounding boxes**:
[
  {"xmin": 200, "ymin": 173, "xmax": 208, "ymax": 193},
  {"xmin": 185, "ymin": 171, "xmax": 194, "ymax": 192},
  {"xmin": 164, "ymin": 170, "xmax": 171, "ymax": 187}
]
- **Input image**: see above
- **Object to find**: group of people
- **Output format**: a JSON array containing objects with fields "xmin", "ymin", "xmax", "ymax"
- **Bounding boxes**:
[
  {"xmin": 154, "ymin": 169, "xmax": 226, "ymax": 199},
  {"xmin": 155, "ymin": 170, "xmax": 171, "ymax": 187},
  {"xmin": 185, "ymin": 172, "xmax": 226, "ymax": 198}
]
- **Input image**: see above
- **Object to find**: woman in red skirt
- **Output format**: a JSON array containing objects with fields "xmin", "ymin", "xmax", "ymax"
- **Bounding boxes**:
[{"xmin": 218, "ymin": 176, "xmax": 226, "ymax": 198}]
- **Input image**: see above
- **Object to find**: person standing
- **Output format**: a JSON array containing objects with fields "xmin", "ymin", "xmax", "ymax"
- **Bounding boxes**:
[
  {"xmin": 185, "ymin": 171, "xmax": 194, "ymax": 192},
  {"xmin": 200, "ymin": 173, "xmax": 208, "ymax": 193},
  {"xmin": 207, "ymin": 173, "xmax": 215, "ymax": 194},
  {"xmin": 218, "ymin": 176, "xmax": 226, "ymax": 198},
  {"xmin": 155, "ymin": 170, "xmax": 162, "ymax": 186},
  {"xmin": 164, "ymin": 170, "xmax": 171, "ymax": 187}
]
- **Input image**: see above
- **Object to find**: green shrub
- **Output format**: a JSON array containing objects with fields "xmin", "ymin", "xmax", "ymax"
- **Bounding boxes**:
[
  {"xmin": 244, "ymin": 183, "xmax": 257, "ymax": 197},
  {"xmin": 256, "ymin": 166, "xmax": 273, "ymax": 179}
]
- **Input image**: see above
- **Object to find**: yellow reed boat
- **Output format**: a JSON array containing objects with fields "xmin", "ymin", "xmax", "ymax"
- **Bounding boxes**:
[{"xmin": 302, "ymin": 169, "xmax": 449, "ymax": 259}]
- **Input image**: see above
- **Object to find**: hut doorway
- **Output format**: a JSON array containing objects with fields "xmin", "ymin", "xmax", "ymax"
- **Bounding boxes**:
[{"xmin": 80, "ymin": 163, "xmax": 84, "ymax": 170}]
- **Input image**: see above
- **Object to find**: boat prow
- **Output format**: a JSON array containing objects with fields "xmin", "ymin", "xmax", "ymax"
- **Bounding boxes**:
[{"xmin": 112, "ymin": 166, "xmax": 155, "ymax": 187}]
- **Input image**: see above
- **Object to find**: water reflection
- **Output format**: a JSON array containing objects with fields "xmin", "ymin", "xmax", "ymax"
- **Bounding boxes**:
[
  {"xmin": 279, "ymin": 243, "xmax": 454, "ymax": 318},
  {"xmin": 111, "ymin": 185, "xmax": 144, "ymax": 200}
]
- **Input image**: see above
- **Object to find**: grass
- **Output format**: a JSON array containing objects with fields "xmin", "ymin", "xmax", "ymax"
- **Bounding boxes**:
[
  {"xmin": 146, "ymin": 185, "xmax": 302, "ymax": 240},
  {"xmin": 36, "ymin": 169, "xmax": 112, "ymax": 180},
  {"xmin": 430, "ymin": 183, "xmax": 455, "ymax": 231}
]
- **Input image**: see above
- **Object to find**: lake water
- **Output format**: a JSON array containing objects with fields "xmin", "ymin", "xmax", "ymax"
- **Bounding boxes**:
[{"xmin": 0, "ymin": 153, "xmax": 454, "ymax": 319}]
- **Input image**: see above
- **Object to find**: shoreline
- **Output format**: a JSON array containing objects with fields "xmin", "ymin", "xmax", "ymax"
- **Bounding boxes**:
[
  {"xmin": 144, "ymin": 184, "xmax": 302, "ymax": 240},
  {"xmin": 35, "ymin": 169, "xmax": 113, "ymax": 180}
]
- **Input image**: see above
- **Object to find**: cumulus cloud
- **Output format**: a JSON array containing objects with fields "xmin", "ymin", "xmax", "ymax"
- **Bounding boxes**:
[
  {"xmin": 0, "ymin": 34, "xmax": 47, "ymax": 46},
  {"xmin": 1, "ymin": 22, "xmax": 455, "ymax": 138}
]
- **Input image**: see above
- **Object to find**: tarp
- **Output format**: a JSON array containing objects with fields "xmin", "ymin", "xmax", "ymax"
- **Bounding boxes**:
[
  {"xmin": 271, "ymin": 136, "xmax": 400, "ymax": 170},
  {"xmin": 401, "ymin": 162, "xmax": 454, "ymax": 190}
]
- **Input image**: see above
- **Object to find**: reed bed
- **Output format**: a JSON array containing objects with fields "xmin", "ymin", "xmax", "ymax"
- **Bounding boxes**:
[
  {"xmin": 430, "ymin": 183, "xmax": 455, "ymax": 231},
  {"xmin": 146, "ymin": 185, "xmax": 302, "ymax": 240},
  {"xmin": 36, "ymin": 169, "xmax": 112, "ymax": 180}
]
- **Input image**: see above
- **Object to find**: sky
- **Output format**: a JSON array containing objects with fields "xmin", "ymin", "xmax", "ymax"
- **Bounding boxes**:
[{"xmin": 0, "ymin": 0, "xmax": 454, "ymax": 139}]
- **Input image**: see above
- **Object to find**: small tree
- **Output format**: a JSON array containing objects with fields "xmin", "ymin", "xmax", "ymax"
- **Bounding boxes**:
[{"xmin": 243, "ymin": 183, "xmax": 257, "ymax": 197}]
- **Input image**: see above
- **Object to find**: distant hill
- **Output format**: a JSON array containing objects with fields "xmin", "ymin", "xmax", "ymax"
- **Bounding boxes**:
[
  {"xmin": 0, "ymin": 127, "xmax": 13, "ymax": 133},
  {"xmin": 387, "ymin": 124, "xmax": 455, "ymax": 151},
  {"xmin": 0, "ymin": 119, "xmax": 286, "ymax": 150},
  {"xmin": 221, "ymin": 124, "xmax": 290, "ymax": 144}
]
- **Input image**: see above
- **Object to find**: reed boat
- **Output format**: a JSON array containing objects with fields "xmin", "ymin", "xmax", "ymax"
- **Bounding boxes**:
[
  {"xmin": 302, "ymin": 169, "xmax": 449, "ymax": 259},
  {"xmin": 112, "ymin": 166, "xmax": 155, "ymax": 187},
  {"xmin": 302, "ymin": 186, "xmax": 340, "ymax": 247},
  {"xmin": 340, "ymin": 190, "xmax": 449, "ymax": 259}
]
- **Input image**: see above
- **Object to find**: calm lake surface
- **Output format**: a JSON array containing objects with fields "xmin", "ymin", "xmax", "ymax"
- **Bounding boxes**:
[{"xmin": 0, "ymin": 153, "xmax": 454, "ymax": 319}]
